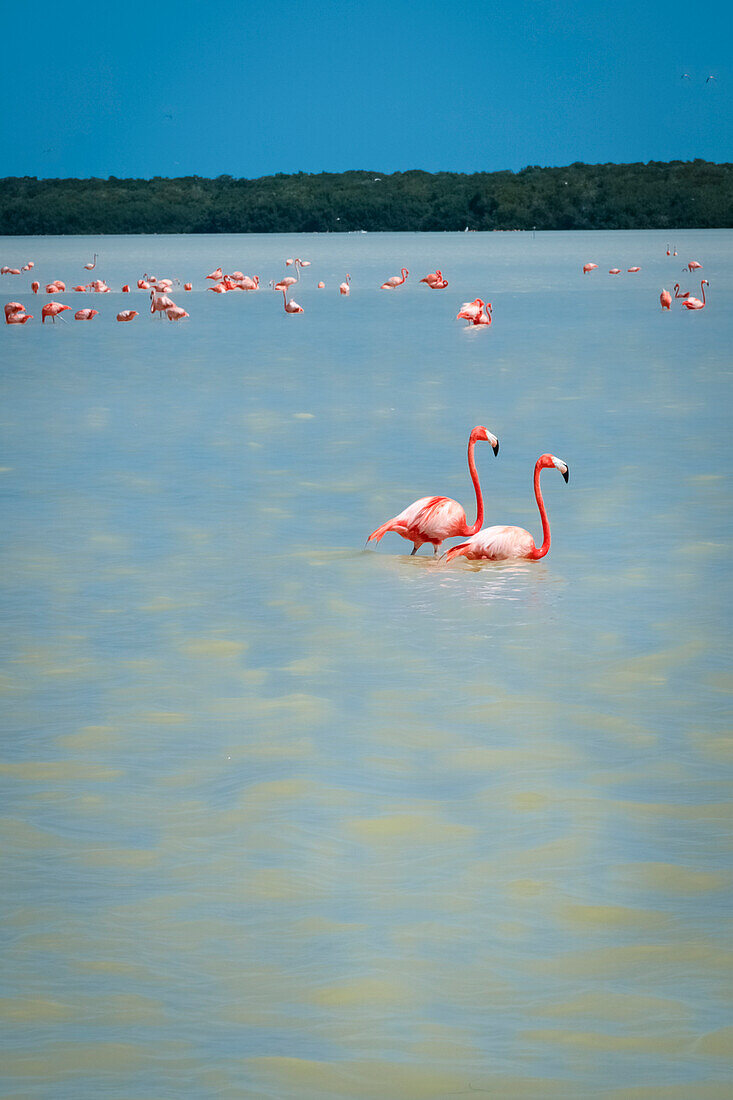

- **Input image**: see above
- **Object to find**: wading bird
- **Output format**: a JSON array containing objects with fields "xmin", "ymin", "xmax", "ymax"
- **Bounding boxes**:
[
  {"xmin": 380, "ymin": 268, "xmax": 408, "ymax": 289},
  {"xmin": 116, "ymin": 310, "xmax": 138, "ymax": 322},
  {"xmin": 456, "ymin": 298, "xmax": 484, "ymax": 325},
  {"xmin": 281, "ymin": 287, "xmax": 303, "ymax": 313},
  {"xmin": 443, "ymin": 454, "xmax": 569, "ymax": 563},
  {"xmin": 74, "ymin": 309, "xmax": 99, "ymax": 320},
  {"xmin": 339, "ymin": 274, "xmax": 351, "ymax": 295},
  {"xmin": 683, "ymin": 280, "xmax": 708, "ymax": 310},
  {"xmin": 660, "ymin": 289, "xmax": 672, "ymax": 310},
  {"xmin": 83, "ymin": 254, "xmax": 98, "ymax": 271},
  {"xmin": 582, "ymin": 263, "xmax": 598, "ymax": 273},
  {"xmin": 367, "ymin": 425, "xmax": 500, "ymax": 556},
  {"xmin": 42, "ymin": 302, "xmax": 71, "ymax": 323}
]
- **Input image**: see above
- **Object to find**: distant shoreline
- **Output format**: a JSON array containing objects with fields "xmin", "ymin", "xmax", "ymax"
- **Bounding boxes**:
[{"xmin": 2, "ymin": 162, "xmax": 731, "ymax": 235}]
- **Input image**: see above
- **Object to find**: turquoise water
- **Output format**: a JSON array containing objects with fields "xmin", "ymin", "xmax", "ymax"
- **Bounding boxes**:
[{"xmin": 1, "ymin": 231, "xmax": 732, "ymax": 1099}]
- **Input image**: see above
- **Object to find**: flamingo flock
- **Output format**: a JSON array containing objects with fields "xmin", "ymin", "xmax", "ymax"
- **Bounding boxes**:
[{"xmin": 2, "ymin": 240, "xmax": 713, "ymax": 567}]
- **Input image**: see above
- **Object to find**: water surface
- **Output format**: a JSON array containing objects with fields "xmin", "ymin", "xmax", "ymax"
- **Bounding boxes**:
[{"xmin": 2, "ymin": 230, "xmax": 732, "ymax": 1098}]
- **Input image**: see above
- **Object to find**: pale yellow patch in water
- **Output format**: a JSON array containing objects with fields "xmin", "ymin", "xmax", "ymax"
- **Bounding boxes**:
[
  {"xmin": 618, "ymin": 862, "xmax": 729, "ymax": 893},
  {"xmin": 560, "ymin": 903, "xmax": 669, "ymax": 930},
  {"xmin": 696, "ymin": 1026, "xmax": 733, "ymax": 1056},
  {"xmin": 0, "ymin": 761, "xmax": 121, "ymax": 782},
  {"xmin": 180, "ymin": 638, "xmax": 248, "ymax": 658},
  {"xmin": 348, "ymin": 812, "xmax": 474, "ymax": 844},
  {"xmin": 537, "ymin": 991, "xmax": 692, "ymax": 1023},
  {"xmin": 523, "ymin": 1028, "xmax": 687, "ymax": 1052}
]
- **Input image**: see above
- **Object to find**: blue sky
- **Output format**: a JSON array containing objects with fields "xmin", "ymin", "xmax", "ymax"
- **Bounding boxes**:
[{"xmin": 4, "ymin": 0, "xmax": 730, "ymax": 179}]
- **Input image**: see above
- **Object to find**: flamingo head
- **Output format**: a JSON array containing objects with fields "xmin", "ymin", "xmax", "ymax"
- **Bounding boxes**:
[
  {"xmin": 472, "ymin": 426, "xmax": 500, "ymax": 456},
  {"xmin": 539, "ymin": 454, "xmax": 570, "ymax": 482}
]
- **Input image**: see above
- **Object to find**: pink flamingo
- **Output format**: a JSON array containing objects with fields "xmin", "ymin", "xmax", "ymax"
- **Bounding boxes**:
[
  {"xmin": 420, "ymin": 270, "xmax": 443, "ymax": 286},
  {"xmin": 673, "ymin": 284, "xmax": 690, "ymax": 299},
  {"xmin": 41, "ymin": 302, "xmax": 71, "ymax": 323},
  {"xmin": 138, "ymin": 279, "xmax": 151, "ymax": 289},
  {"xmin": 456, "ymin": 298, "xmax": 483, "ymax": 325},
  {"xmin": 208, "ymin": 283, "xmax": 228, "ymax": 293},
  {"xmin": 285, "ymin": 259, "xmax": 310, "ymax": 280},
  {"xmin": 318, "ymin": 281, "xmax": 325, "ymax": 289},
  {"xmin": 473, "ymin": 301, "xmax": 492, "ymax": 326},
  {"xmin": 683, "ymin": 280, "xmax": 709, "ymax": 310},
  {"xmin": 443, "ymin": 454, "xmax": 569, "ymax": 563},
  {"xmin": 150, "ymin": 291, "xmax": 175, "ymax": 317},
  {"xmin": 83, "ymin": 254, "xmax": 98, "ymax": 271},
  {"xmin": 31, "ymin": 281, "xmax": 39, "ymax": 294},
  {"xmin": 238, "ymin": 275, "xmax": 259, "ymax": 290},
  {"xmin": 74, "ymin": 308, "xmax": 99, "ymax": 320},
  {"xmin": 609, "ymin": 268, "xmax": 621, "ymax": 275},
  {"xmin": 582, "ymin": 263, "xmax": 598, "ymax": 274},
  {"xmin": 6, "ymin": 310, "xmax": 32, "ymax": 324},
  {"xmin": 206, "ymin": 268, "xmax": 223, "ymax": 281},
  {"xmin": 429, "ymin": 276, "xmax": 449, "ymax": 289},
  {"xmin": 367, "ymin": 425, "xmax": 499, "ymax": 556},
  {"xmin": 687, "ymin": 261, "xmax": 702, "ymax": 272},
  {"xmin": 627, "ymin": 267, "xmax": 641, "ymax": 273},
  {"xmin": 166, "ymin": 306, "xmax": 189, "ymax": 320},
  {"xmin": 4, "ymin": 302, "xmax": 25, "ymax": 322},
  {"xmin": 23, "ymin": 262, "xmax": 34, "ymax": 271},
  {"xmin": 122, "ymin": 284, "xmax": 131, "ymax": 292},
  {"xmin": 73, "ymin": 285, "xmax": 87, "ymax": 292},
  {"xmin": 380, "ymin": 268, "xmax": 409, "ymax": 289},
  {"xmin": 184, "ymin": 283, "xmax": 192, "ymax": 291},
  {"xmin": 281, "ymin": 287, "xmax": 303, "ymax": 314},
  {"xmin": 339, "ymin": 274, "xmax": 351, "ymax": 295},
  {"xmin": 660, "ymin": 289, "xmax": 672, "ymax": 310},
  {"xmin": 116, "ymin": 310, "xmax": 138, "ymax": 322}
]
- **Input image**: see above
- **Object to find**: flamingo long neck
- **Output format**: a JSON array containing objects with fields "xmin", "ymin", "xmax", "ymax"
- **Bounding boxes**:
[
  {"xmin": 530, "ymin": 463, "xmax": 551, "ymax": 560},
  {"xmin": 465, "ymin": 437, "xmax": 484, "ymax": 535},
  {"xmin": 281, "ymin": 287, "xmax": 288, "ymax": 309},
  {"xmin": 701, "ymin": 281, "xmax": 706, "ymax": 306}
]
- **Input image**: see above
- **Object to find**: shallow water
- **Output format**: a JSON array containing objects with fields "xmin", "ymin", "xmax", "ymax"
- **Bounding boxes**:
[{"xmin": 1, "ymin": 230, "xmax": 732, "ymax": 1099}]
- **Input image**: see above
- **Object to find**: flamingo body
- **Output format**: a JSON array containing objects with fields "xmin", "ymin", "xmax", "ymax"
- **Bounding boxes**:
[
  {"xmin": 582, "ymin": 263, "xmax": 598, "ymax": 274},
  {"xmin": 683, "ymin": 281, "xmax": 708, "ymax": 310},
  {"xmin": 116, "ymin": 310, "xmax": 138, "ymax": 322},
  {"xmin": 443, "ymin": 454, "xmax": 569, "ymax": 563},
  {"xmin": 660, "ymin": 289, "xmax": 672, "ymax": 310},
  {"xmin": 380, "ymin": 268, "xmax": 408, "ymax": 289},
  {"xmin": 339, "ymin": 274, "xmax": 351, "ymax": 295},
  {"xmin": 6, "ymin": 311, "xmax": 33, "ymax": 324},
  {"xmin": 74, "ymin": 309, "xmax": 99, "ymax": 320},
  {"xmin": 41, "ymin": 302, "xmax": 71, "ymax": 323},
  {"xmin": 368, "ymin": 426, "xmax": 499, "ymax": 555}
]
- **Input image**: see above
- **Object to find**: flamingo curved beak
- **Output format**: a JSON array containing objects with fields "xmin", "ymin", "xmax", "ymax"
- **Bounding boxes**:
[
  {"xmin": 561, "ymin": 466, "xmax": 569, "ymax": 483},
  {"xmin": 491, "ymin": 438, "xmax": 499, "ymax": 456}
]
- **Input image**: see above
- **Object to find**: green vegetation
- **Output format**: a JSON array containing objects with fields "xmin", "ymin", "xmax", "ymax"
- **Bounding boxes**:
[{"xmin": 1, "ymin": 161, "xmax": 731, "ymax": 234}]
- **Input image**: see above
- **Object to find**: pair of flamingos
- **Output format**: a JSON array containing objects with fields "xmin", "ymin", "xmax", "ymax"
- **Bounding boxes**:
[
  {"xmin": 368, "ymin": 427, "xmax": 569, "ymax": 562},
  {"xmin": 660, "ymin": 281, "xmax": 709, "ymax": 310}
]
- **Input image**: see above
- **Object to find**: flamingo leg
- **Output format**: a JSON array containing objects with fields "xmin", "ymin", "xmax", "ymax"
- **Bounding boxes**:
[{"xmin": 411, "ymin": 546, "xmax": 418, "ymax": 555}]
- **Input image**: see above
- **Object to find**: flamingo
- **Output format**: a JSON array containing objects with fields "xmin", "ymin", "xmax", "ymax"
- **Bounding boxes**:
[
  {"xmin": 74, "ymin": 308, "xmax": 99, "ymax": 320},
  {"xmin": 184, "ymin": 283, "xmax": 192, "ymax": 291},
  {"xmin": 443, "ymin": 454, "xmax": 569, "ymax": 563},
  {"xmin": 429, "ymin": 276, "xmax": 449, "ymax": 289},
  {"xmin": 281, "ymin": 287, "xmax": 303, "ymax": 314},
  {"xmin": 41, "ymin": 302, "xmax": 71, "ymax": 323},
  {"xmin": 318, "ymin": 281, "xmax": 325, "ymax": 289},
  {"xmin": 208, "ymin": 283, "xmax": 228, "ymax": 293},
  {"xmin": 6, "ymin": 311, "xmax": 33, "ymax": 324},
  {"xmin": 456, "ymin": 298, "xmax": 483, "ymax": 325},
  {"xmin": 688, "ymin": 261, "xmax": 702, "ymax": 272},
  {"xmin": 473, "ymin": 301, "xmax": 492, "ymax": 326},
  {"xmin": 380, "ymin": 268, "xmax": 408, "ymax": 289},
  {"xmin": 674, "ymin": 284, "xmax": 690, "ymax": 299},
  {"xmin": 122, "ymin": 284, "xmax": 131, "ymax": 292},
  {"xmin": 206, "ymin": 268, "xmax": 223, "ymax": 281},
  {"xmin": 286, "ymin": 259, "xmax": 310, "ymax": 280},
  {"xmin": 339, "ymin": 274, "xmax": 351, "ymax": 296},
  {"xmin": 73, "ymin": 285, "xmax": 87, "ymax": 292},
  {"xmin": 151, "ymin": 291, "xmax": 175, "ymax": 317},
  {"xmin": 31, "ymin": 281, "xmax": 39, "ymax": 294},
  {"xmin": 116, "ymin": 310, "xmax": 138, "ymax": 322},
  {"xmin": 420, "ymin": 270, "xmax": 443, "ymax": 286},
  {"xmin": 238, "ymin": 276, "xmax": 259, "ymax": 290},
  {"xmin": 660, "ymin": 289, "xmax": 672, "ymax": 310},
  {"xmin": 627, "ymin": 267, "xmax": 641, "ymax": 273},
  {"xmin": 83, "ymin": 254, "xmax": 98, "ymax": 271},
  {"xmin": 4, "ymin": 302, "xmax": 25, "ymax": 321},
  {"xmin": 609, "ymin": 268, "xmax": 621, "ymax": 275},
  {"xmin": 166, "ymin": 306, "xmax": 189, "ymax": 320},
  {"xmin": 582, "ymin": 263, "xmax": 598, "ymax": 274},
  {"xmin": 683, "ymin": 280, "xmax": 708, "ymax": 310},
  {"xmin": 138, "ymin": 279, "xmax": 151, "ymax": 289},
  {"xmin": 367, "ymin": 426, "xmax": 499, "ymax": 556}
]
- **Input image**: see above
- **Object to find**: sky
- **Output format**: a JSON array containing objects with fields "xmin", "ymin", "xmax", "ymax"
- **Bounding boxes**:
[{"xmin": 4, "ymin": 0, "xmax": 731, "ymax": 179}]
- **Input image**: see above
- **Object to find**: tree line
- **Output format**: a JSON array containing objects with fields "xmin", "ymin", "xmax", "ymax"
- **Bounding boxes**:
[{"xmin": 1, "ymin": 161, "xmax": 730, "ymax": 235}]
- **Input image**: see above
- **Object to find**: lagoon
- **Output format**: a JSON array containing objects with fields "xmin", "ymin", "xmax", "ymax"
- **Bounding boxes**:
[{"xmin": 1, "ymin": 230, "xmax": 732, "ymax": 1098}]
